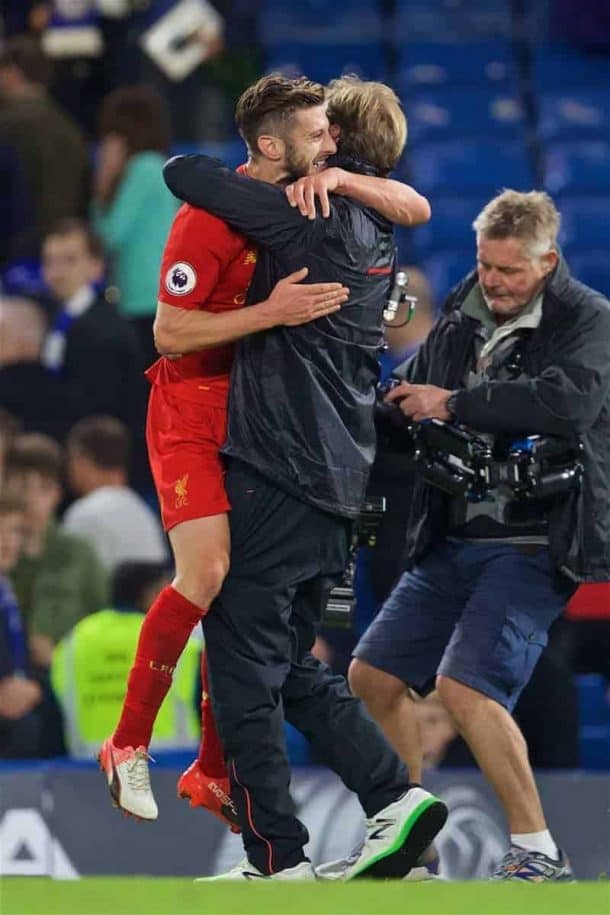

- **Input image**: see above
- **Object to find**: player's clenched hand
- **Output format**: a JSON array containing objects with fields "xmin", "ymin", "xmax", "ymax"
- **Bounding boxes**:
[
  {"xmin": 285, "ymin": 168, "xmax": 345, "ymax": 219},
  {"xmin": 265, "ymin": 267, "xmax": 349, "ymax": 326}
]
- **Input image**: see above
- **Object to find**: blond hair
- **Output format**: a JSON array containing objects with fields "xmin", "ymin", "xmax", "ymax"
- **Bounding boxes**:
[
  {"xmin": 473, "ymin": 189, "xmax": 560, "ymax": 259},
  {"xmin": 326, "ymin": 76, "xmax": 407, "ymax": 176}
]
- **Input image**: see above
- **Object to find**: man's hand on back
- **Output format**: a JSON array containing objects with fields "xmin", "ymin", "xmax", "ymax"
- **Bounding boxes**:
[
  {"xmin": 285, "ymin": 168, "xmax": 346, "ymax": 219},
  {"xmin": 263, "ymin": 267, "xmax": 349, "ymax": 327}
]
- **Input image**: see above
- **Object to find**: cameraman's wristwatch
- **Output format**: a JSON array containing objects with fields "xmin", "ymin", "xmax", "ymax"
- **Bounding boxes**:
[{"xmin": 446, "ymin": 390, "xmax": 460, "ymax": 419}]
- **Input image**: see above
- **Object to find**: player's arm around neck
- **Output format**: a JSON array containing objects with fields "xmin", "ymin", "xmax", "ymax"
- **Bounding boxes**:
[{"xmin": 285, "ymin": 167, "xmax": 431, "ymax": 226}]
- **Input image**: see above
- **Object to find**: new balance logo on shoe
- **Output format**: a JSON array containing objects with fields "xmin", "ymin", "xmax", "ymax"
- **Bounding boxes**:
[{"xmin": 368, "ymin": 820, "xmax": 394, "ymax": 841}]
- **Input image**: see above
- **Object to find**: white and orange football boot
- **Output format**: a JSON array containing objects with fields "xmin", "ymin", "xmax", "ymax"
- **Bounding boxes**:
[{"xmin": 98, "ymin": 737, "xmax": 158, "ymax": 821}]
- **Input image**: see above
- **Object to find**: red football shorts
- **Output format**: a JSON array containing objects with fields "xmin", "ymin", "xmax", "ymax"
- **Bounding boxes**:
[{"xmin": 146, "ymin": 384, "xmax": 230, "ymax": 532}]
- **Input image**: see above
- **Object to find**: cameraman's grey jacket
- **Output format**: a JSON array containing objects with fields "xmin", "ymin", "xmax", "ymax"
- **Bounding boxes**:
[
  {"xmin": 164, "ymin": 154, "xmax": 395, "ymax": 519},
  {"xmin": 394, "ymin": 257, "xmax": 610, "ymax": 582}
]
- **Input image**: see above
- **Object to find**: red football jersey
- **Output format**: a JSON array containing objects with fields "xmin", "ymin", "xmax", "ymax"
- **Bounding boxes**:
[{"xmin": 146, "ymin": 201, "xmax": 257, "ymax": 406}]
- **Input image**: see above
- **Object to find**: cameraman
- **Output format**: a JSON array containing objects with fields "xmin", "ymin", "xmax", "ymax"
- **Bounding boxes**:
[{"xmin": 350, "ymin": 190, "xmax": 610, "ymax": 882}]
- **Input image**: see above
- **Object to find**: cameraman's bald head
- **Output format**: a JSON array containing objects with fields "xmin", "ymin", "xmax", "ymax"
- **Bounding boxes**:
[{"xmin": 0, "ymin": 297, "xmax": 48, "ymax": 366}]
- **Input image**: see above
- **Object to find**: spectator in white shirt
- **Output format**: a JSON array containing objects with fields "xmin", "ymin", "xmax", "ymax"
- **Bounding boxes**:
[{"xmin": 63, "ymin": 415, "xmax": 168, "ymax": 572}]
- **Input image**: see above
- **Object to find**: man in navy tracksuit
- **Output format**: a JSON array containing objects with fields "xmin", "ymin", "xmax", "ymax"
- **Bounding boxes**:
[{"xmin": 164, "ymin": 74, "xmax": 446, "ymax": 880}]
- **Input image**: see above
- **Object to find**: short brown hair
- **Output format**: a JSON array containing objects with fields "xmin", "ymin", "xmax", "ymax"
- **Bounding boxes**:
[
  {"xmin": 0, "ymin": 36, "xmax": 53, "ymax": 88},
  {"xmin": 98, "ymin": 86, "xmax": 171, "ymax": 156},
  {"xmin": 5, "ymin": 433, "xmax": 63, "ymax": 483},
  {"xmin": 0, "ymin": 491, "xmax": 26, "ymax": 519},
  {"xmin": 473, "ymin": 190, "xmax": 560, "ymax": 259},
  {"xmin": 44, "ymin": 218, "xmax": 105, "ymax": 261},
  {"xmin": 235, "ymin": 74, "xmax": 325, "ymax": 155},
  {"xmin": 67, "ymin": 416, "xmax": 130, "ymax": 471},
  {"xmin": 326, "ymin": 76, "xmax": 407, "ymax": 176}
]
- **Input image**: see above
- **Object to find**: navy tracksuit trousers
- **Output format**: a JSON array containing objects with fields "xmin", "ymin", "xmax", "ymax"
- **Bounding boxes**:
[{"xmin": 203, "ymin": 461, "xmax": 409, "ymax": 874}]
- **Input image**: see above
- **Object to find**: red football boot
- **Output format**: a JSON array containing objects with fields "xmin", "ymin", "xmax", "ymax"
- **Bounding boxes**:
[{"xmin": 177, "ymin": 760, "xmax": 240, "ymax": 833}]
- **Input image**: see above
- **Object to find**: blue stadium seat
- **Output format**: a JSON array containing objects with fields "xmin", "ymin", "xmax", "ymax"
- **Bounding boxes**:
[
  {"xmin": 396, "ymin": 40, "xmax": 517, "ymax": 91},
  {"xmin": 580, "ymin": 728, "xmax": 610, "ymax": 770},
  {"xmin": 563, "ymin": 250, "xmax": 610, "ymax": 297},
  {"xmin": 576, "ymin": 675, "xmax": 610, "ymax": 770},
  {"xmin": 408, "ymin": 139, "xmax": 534, "ymax": 196},
  {"xmin": 577, "ymin": 675, "xmax": 610, "ymax": 727},
  {"xmin": 1, "ymin": 257, "xmax": 46, "ymax": 299},
  {"xmin": 558, "ymin": 196, "xmax": 610, "ymax": 250},
  {"xmin": 392, "ymin": 0, "xmax": 512, "ymax": 42},
  {"xmin": 264, "ymin": 42, "xmax": 387, "ymax": 83},
  {"xmin": 411, "ymin": 195, "xmax": 488, "ymax": 259},
  {"xmin": 421, "ymin": 249, "xmax": 475, "ymax": 304},
  {"xmin": 544, "ymin": 141, "xmax": 610, "ymax": 195},
  {"xmin": 533, "ymin": 45, "xmax": 610, "ymax": 90},
  {"xmin": 170, "ymin": 140, "xmax": 247, "ymax": 171},
  {"xmin": 519, "ymin": 0, "xmax": 552, "ymax": 45},
  {"xmin": 538, "ymin": 89, "xmax": 610, "ymax": 141},
  {"xmin": 403, "ymin": 87, "xmax": 525, "ymax": 143},
  {"xmin": 259, "ymin": 0, "xmax": 383, "ymax": 44}
]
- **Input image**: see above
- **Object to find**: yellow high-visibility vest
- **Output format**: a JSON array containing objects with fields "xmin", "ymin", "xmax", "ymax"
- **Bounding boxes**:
[{"xmin": 51, "ymin": 609, "xmax": 200, "ymax": 758}]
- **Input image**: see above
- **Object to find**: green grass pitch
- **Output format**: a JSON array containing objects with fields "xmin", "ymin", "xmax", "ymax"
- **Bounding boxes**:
[{"xmin": 2, "ymin": 878, "xmax": 608, "ymax": 915}]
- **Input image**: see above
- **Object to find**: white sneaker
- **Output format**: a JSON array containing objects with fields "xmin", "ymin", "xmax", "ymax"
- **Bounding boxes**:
[
  {"xmin": 317, "ymin": 843, "xmax": 441, "ymax": 882},
  {"xmin": 196, "ymin": 859, "xmax": 316, "ymax": 881},
  {"xmin": 315, "ymin": 853, "xmax": 359, "ymax": 881},
  {"xmin": 343, "ymin": 787, "xmax": 447, "ymax": 880},
  {"xmin": 98, "ymin": 737, "xmax": 158, "ymax": 821}
]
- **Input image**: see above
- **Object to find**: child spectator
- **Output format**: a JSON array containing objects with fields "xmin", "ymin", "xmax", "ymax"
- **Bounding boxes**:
[{"xmin": 4, "ymin": 433, "xmax": 109, "ymax": 669}]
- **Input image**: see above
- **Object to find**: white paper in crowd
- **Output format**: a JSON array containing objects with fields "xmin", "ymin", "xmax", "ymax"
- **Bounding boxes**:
[{"xmin": 139, "ymin": 0, "xmax": 224, "ymax": 82}]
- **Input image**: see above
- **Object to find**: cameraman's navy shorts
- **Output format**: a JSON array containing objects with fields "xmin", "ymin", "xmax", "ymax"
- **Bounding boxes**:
[{"xmin": 354, "ymin": 540, "xmax": 570, "ymax": 711}]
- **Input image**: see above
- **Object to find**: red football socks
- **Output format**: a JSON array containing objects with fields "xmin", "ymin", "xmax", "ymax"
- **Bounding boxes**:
[
  {"xmin": 197, "ymin": 651, "xmax": 228, "ymax": 777},
  {"xmin": 113, "ymin": 586, "xmax": 204, "ymax": 750}
]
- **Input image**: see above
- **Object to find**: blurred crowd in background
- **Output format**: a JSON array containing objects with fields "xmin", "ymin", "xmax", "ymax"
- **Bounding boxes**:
[{"xmin": 0, "ymin": 0, "xmax": 608, "ymax": 769}]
